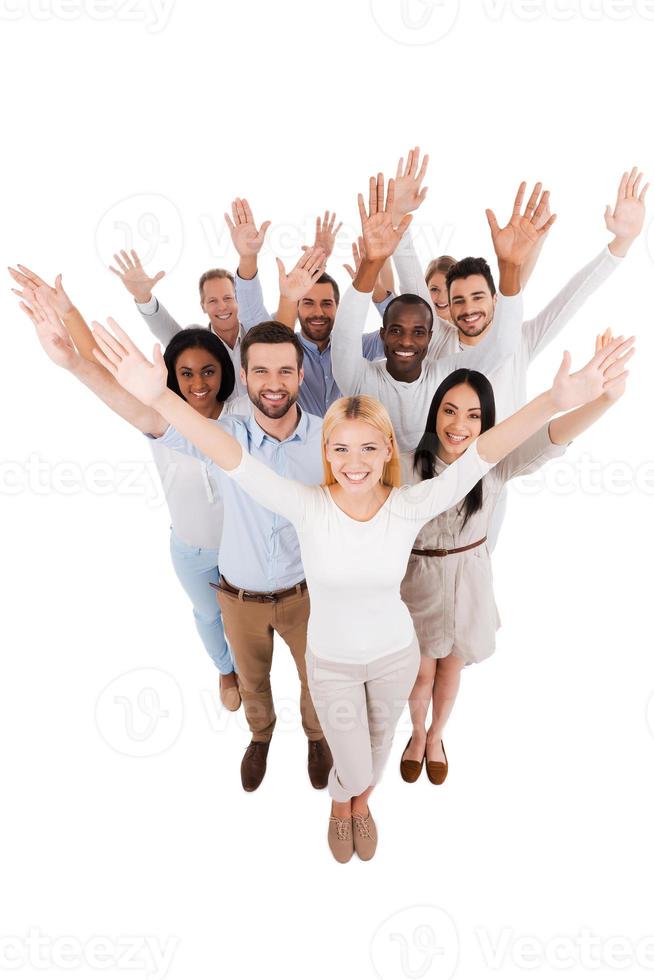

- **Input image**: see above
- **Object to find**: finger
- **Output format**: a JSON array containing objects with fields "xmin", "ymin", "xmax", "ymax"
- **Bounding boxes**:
[
  {"xmin": 416, "ymin": 153, "xmax": 429, "ymax": 185},
  {"xmin": 530, "ymin": 188, "xmax": 548, "ymax": 225},
  {"xmin": 91, "ymin": 326, "xmax": 124, "ymax": 367},
  {"xmin": 632, "ymin": 172, "xmax": 643, "ymax": 198},
  {"xmin": 539, "ymin": 213, "xmax": 557, "ymax": 234},
  {"xmin": 603, "ymin": 347, "xmax": 635, "ymax": 377},
  {"xmin": 343, "ymin": 264, "xmax": 355, "ymax": 279},
  {"xmin": 18, "ymin": 301, "xmax": 37, "ymax": 324},
  {"xmin": 242, "ymin": 198, "xmax": 254, "ymax": 223},
  {"xmin": 404, "ymin": 149, "xmax": 413, "ymax": 178},
  {"xmin": 153, "ymin": 344, "xmax": 166, "ymax": 371},
  {"xmin": 603, "ymin": 370, "xmax": 629, "ymax": 391},
  {"xmin": 333, "ymin": 221, "xmax": 343, "ymax": 237},
  {"xmin": 385, "ymin": 177, "xmax": 394, "ymax": 215},
  {"xmin": 615, "ymin": 171, "xmax": 628, "ymax": 208},
  {"xmin": 358, "ymin": 192, "xmax": 368, "ymax": 224},
  {"xmin": 105, "ymin": 316, "xmax": 141, "ymax": 356},
  {"xmin": 397, "ymin": 214, "xmax": 413, "ymax": 236},
  {"xmin": 524, "ymin": 182, "xmax": 542, "ymax": 218},
  {"xmin": 8, "ymin": 267, "xmax": 30, "ymax": 287},
  {"xmin": 276, "ymin": 257, "xmax": 286, "ymax": 279},
  {"xmin": 224, "ymin": 212, "xmax": 236, "ymax": 232},
  {"xmin": 485, "ymin": 208, "xmax": 500, "ymax": 238},
  {"xmin": 418, "ymin": 186, "xmax": 429, "ymax": 206},
  {"xmin": 129, "ymin": 249, "xmax": 143, "ymax": 268},
  {"xmin": 396, "ymin": 156, "xmax": 404, "ymax": 181},
  {"xmin": 409, "ymin": 147, "xmax": 419, "ymax": 178},
  {"xmin": 626, "ymin": 166, "xmax": 638, "ymax": 196},
  {"xmin": 91, "ymin": 346, "xmax": 116, "ymax": 374},
  {"xmin": 119, "ymin": 249, "xmax": 134, "ymax": 270},
  {"xmin": 152, "ymin": 271, "xmax": 166, "ymax": 286},
  {"xmin": 596, "ymin": 335, "xmax": 635, "ymax": 370},
  {"xmin": 377, "ymin": 173, "xmax": 385, "ymax": 213},
  {"xmin": 639, "ymin": 182, "xmax": 650, "ymax": 202},
  {"xmin": 17, "ymin": 264, "xmax": 46, "ymax": 287},
  {"xmin": 112, "ymin": 252, "xmax": 129, "ymax": 274},
  {"xmin": 235, "ymin": 198, "xmax": 247, "ymax": 224},
  {"xmin": 512, "ymin": 181, "xmax": 527, "ymax": 217},
  {"xmin": 368, "ymin": 176, "xmax": 377, "ymax": 216}
]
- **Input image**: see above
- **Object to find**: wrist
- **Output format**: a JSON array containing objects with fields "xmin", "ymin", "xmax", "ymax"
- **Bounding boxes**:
[
  {"xmin": 134, "ymin": 291, "xmax": 153, "ymax": 305},
  {"xmin": 608, "ymin": 236, "xmax": 633, "ymax": 258},
  {"xmin": 354, "ymin": 258, "xmax": 385, "ymax": 293},
  {"xmin": 237, "ymin": 256, "xmax": 258, "ymax": 280},
  {"xmin": 497, "ymin": 259, "xmax": 522, "ymax": 297}
]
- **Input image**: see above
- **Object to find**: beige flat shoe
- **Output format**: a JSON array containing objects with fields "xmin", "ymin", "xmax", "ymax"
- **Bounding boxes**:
[
  {"xmin": 352, "ymin": 808, "xmax": 378, "ymax": 861},
  {"xmin": 328, "ymin": 812, "xmax": 354, "ymax": 864}
]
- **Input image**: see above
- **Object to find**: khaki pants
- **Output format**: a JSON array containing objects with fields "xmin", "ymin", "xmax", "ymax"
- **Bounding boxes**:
[
  {"xmin": 217, "ymin": 585, "xmax": 323, "ymax": 743},
  {"xmin": 306, "ymin": 635, "xmax": 421, "ymax": 802}
]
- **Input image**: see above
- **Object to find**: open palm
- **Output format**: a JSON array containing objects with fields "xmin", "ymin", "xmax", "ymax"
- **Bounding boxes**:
[
  {"xmin": 486, "ymin": 182, "xmax": 557, "ymax": 266},
  {"xmin": 358, "ymin": 175, "xmax": 412, "ymax": 262},
  {"xmin": 604, "ymin": 167, "xmax": 648, "ymax": 241},
  {"xmin": 109, "ymin": 250, "xmax": 165, "ymax": 302},
  {"xmin": 551, "ymin": 334, "xmax": 634, "ymax": 411},
  {"xmin": 277, "ymin": 246, "xmax": 326, "ymax": 301},
  {"xmin": 19, "ymin": 289, "xmax": 80, "ymax": 371},
  {"xmin": 92, "ymin": 319, "xmax": 167, "ymax": 406},
  {"xmin": 392, "ymin": 146, "xmax": 429, "ymax": 224}
]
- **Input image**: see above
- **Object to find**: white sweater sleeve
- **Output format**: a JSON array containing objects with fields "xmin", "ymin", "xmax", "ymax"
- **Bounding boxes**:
[
  {"xmin": 136, "ymin": 297, "xmax": 185, "ymax": 346},
  {"xmin": 522, "ymin": 248, "xmax": 622, "ymax": 360},
  {"xmin": 225, "ymin": 449, "xmax": 317, "ymax": 529},
  {"xmin": 330, "ymin": 286, "xmax": 377, "ymax": 395},
  {"xmin": 393, "ymin": 229, "xmax": 452, "ymax": 352},
  {"xmin": 391, "ymin": 440, "xmax": 493, "ymax": 523}
]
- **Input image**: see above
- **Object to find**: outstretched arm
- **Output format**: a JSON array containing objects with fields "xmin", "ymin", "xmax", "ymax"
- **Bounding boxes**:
[
  {"xmin": 224, "ymin": 197, "xmax": 272, "ymax": 330},
  {"xmin": 18, "ymin": 290, "xmax": 166, "ymax": 436},
  {"xmin": 522, "ymin": 168, "xmax": 648, "ymax": 360},
  {"xmin": 92, "ymin": 319, "xmax": 244, "ymax": 469},
  {"xmin": 109, "ymin": 249, "xmax": 182, "ymax": 344},
  {"xmin": 476, "ymin": 333, "xmax": 633, "ymax": 465}
]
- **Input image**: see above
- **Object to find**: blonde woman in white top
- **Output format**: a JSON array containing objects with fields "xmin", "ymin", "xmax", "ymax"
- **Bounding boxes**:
[{"xmin": 90, "ymin": 295, "xmax": 632, "ymax": 862}]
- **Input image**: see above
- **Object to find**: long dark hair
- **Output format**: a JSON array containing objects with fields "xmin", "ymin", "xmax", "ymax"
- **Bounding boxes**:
[
  {"xmin": 164, "ymin": 328, "xmax": 235, "ymax": 404},
  {"xmin": 414, "ymin": 369, "xmax": 495, "ymax": 527}
]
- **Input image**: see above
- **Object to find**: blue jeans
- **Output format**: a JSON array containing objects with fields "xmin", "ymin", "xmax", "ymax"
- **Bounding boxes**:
[{"xmin": 169, "ymin": 529, "xmax": 235, "ymax": 675}]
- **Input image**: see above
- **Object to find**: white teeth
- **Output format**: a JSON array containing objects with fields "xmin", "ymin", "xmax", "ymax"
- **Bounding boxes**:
[
  {"xmin": 217, "ymin": 314, "xmax": 231, "ymax": 319},
  {"xmin": 396, "ymin": 351, "xmax": 415, "ymax": 358},
  {"xmin": 191, "ymin": 392, "xmax": 209, "ymax": 397},
  {"xmin": 446, "ymin": 433, "xmax": 467, "ymax": 442},
  {"xmin": 264, "ymin": 393, "xmax": 285, "ymax": 401},
  {"xmin": 461, "ymin": 314, "xmax": 481, "ymax": 323},
  {"xmin": 345, "ymin": 473, "xmax": 367, "ymax": 482}
]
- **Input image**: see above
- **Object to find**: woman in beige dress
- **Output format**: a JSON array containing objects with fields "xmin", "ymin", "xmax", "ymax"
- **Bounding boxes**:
[{"xmin": 400, "ymin": 332, "xmax": 628, "ymax": 784}]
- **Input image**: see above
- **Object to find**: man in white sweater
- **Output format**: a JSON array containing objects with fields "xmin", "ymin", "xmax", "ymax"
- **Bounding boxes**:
[{"xmin": 331, "ymin": 175, "xmax": 552, "ymax": 454}]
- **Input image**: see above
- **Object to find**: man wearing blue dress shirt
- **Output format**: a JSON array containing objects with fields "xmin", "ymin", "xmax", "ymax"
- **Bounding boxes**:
[{"xmin": 151, "ymin": 321, "xmax": 333, "ymax": 793}]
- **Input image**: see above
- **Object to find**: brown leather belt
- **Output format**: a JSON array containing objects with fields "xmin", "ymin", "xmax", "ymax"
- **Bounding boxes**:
[
  {"xmin": 411, "ymin": 536, "xmax": 487, "ymax": 558},
  {"xmin": 211, "ymin": 575, "xmax": 308, "ymax": 603}
]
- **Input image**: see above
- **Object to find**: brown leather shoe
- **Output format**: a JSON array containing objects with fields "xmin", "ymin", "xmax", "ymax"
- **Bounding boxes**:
[
  {"xmin": 219, "ymin": 671, "xmax": 241, "ymax": 712},
  {"xmin": 241, "ymin": 740, "xmax": 270, "ymax": 792},
  {"xmin": 426, "ymin": 740, "xmax": 448, "ymax": 785},
  {"xmin": 400, "ymin": 736, "xmax": 425, "ymax": 783},
  {"xmin": 307, "ymin": 737, "xmax": 333, "ymax": 790},
  {"xmin": 352, "ymin": 807, "xmax": 378, "ymax": 861}
]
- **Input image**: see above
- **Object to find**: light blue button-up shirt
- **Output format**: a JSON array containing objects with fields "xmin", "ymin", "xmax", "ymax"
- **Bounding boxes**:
[{"xmin": 153, "ymin": 408, "xmax": 324, "ymax": 591}]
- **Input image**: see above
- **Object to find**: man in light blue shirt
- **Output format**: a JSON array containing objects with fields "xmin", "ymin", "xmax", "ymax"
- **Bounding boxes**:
[{"xmin": 152, "ymin": 321, "xmax": 333, "ymax": 793}]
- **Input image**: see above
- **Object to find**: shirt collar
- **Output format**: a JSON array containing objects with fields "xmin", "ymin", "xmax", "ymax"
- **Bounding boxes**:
[
  {"xmin": 246, "ymin": 406, "xmax": 308, "ymax": 449},
  {"xmin": 299, "ymin": 334, "xmax": 331, "ymax": 356}
]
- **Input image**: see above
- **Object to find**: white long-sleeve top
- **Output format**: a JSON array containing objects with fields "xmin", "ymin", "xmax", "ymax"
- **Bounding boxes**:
[
  {"xmin": 394, "ymin": 230, "xmax": 622, "ymax": 419},
  {"xmin": 148, "ymin": 395, "xmax": 250, "ymax": 549},
  {"xmin": 224, "ymin": 440, "xmax": 493, "ymax": 663},
  {"xmin": 331, "ymin": 287, "xmax": 524, "ymax": 452}
]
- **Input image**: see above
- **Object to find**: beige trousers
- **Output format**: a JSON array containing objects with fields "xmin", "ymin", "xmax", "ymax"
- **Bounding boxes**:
[{"xmin": 306, "ymin": 635, "xmax": 420, "ymax": 802}]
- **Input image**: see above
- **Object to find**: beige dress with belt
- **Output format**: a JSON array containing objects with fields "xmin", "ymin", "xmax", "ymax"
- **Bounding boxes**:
[{"xmin": 400, "ymin": 424, "xmax": 567, "ymax": 666}]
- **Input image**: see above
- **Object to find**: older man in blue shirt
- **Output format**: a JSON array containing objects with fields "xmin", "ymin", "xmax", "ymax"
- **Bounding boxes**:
[{"xmin": 152, "ymin": 322, "xmax": 333, "ymax": 792}]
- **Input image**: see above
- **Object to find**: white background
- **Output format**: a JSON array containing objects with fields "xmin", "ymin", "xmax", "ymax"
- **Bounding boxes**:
[{"xmin": 2, "ymin": 1, "xmax": 654, "ymax": 978}]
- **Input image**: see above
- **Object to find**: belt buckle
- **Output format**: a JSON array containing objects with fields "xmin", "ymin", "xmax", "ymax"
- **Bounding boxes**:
[{"xmin": 435, "ymin": 548, "xmax": 449, "ymax": 557}]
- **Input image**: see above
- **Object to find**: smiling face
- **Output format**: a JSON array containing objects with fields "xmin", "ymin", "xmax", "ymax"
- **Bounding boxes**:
[
  {"xmin": 297, "ymin": 281, "xmax": 338, "ymax": 349},
  {"xmin": 241, "ymin": 341, "xmax": 303, "ymax": 419},
  {"xmin": 324, "ymin": 419, "xmax": 392, "ymax": 494},
  {"xmin": 448, "ymin": 274, "xmax": 497, "ymax": 344},
  {"xmin": 435, "ymin": 382, "xmax": 483, "ymax": 463},
  {"xmin": 427, "ymin": 270, "xmax": 452, "ymax": 321},
  {"xmin": 200, "ymin": 275, "xmax": 240, "ymax": 336},
  {"xmin": 381, "ymin": 300, "xmax": 433, "ymax": 382},
  {"xmin": 175, "ymin": 346, "xmax": 224, "ymax": 418}
]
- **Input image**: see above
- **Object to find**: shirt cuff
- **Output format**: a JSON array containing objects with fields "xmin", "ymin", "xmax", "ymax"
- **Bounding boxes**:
[
  {"xmin": 136, "ymin": 296, "xmax": 159, "ymax": 315},
  {"xmin": 468, "ymin": 438, "xmax": 495, "ymax": 476}
]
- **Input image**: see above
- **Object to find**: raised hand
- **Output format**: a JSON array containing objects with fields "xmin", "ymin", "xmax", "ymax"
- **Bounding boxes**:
[
  {"xmin": 605, "ymin": 167, "xmax": 649, "ymax": 254},
  {"xmin": 91, "ymin": 320, "xmax": 168, "ymax": 406},
  {"xmin": 550, "ymin": 334, "xmax": 634, "ymax": 412},
  {"xmin": 276, "ymin": 246, "xmax": 326, "ymax": 302},
  {"xmin": 311, "ymin": 211, "xmax": 342, "ymax": 260},
  {"xmin": 343, "ymin": 237, "xmax": 365, "ymax": 280},
  {"xmin": 9, "ymin": 264, "xmax": 74, "ymax": 317},
  {"xmin": 358, "ymin": 174, "xmax": 413, "ymax": 264},
  {"xmin": 18, "ymin": 288, "xmax": 80, "ymax": 371},
  {"xmin": 392, "ymin": 146, "xmax": 429, "ymax": 225},
  {"xmin": 595, "ymin": 329, "xmax": 628, "ymax": 401},
  {"xmin": 224, "ymin": 197, "xmax": 271, "ymax": 257},
  {"xmin": 109, "ymin": 249, "xmax": 165, "ymax": 304},
  {"xmin": 486, "ymin": 181, "xmax": 557, "ymax": 267}
]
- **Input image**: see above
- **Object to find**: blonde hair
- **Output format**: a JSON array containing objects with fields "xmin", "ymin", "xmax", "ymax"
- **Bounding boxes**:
[
  {"xmin": 425, "ymin": 255, "xmax": 457, "ymax": 286},
  {"xmin": 321, "ymin": 395, "xmax": 402, "ymax": 488}
]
